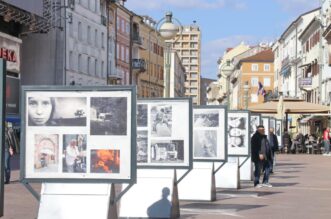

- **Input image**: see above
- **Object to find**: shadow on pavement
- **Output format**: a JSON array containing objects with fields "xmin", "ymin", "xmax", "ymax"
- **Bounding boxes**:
[
  {"xmin": 272, "ymin": 175, "xmax": 298, "ymax": 179},
  {"xmin": 276, "ymin": 162, "xmax": 306, "ymax": 166},
  {"xmin": 280, "ymin": 170, "xmax": 301, "ymax": 174},
  {"xmin": 271, "ymin": 182, "xmax": 299, "ymax": 187},
  {"xmin": 216, "ymin": 190, "xmax": 282, "ymax": 197}
]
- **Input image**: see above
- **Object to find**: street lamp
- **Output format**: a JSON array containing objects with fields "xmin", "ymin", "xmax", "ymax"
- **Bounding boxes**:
[
  {"xmin": 157, "ymin": 12, "xmax": 182, "ymax": 98},
  {"xmin": 220, "ymin": 60, "xmax": 235, "ymax": 109},
  {"xmin": 243, "ymin": 81, "xmax": 250, "ymax": 109}
]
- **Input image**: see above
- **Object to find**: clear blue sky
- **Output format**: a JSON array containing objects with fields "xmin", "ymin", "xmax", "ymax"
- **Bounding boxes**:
[{"xmin": 126, "ymin": 0, "xmax": 320, "ymax": 80}]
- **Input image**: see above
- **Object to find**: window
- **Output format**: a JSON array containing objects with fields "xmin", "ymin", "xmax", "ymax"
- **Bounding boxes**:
[
  {"xmin": 191, "ymin": 73, "xmax": 197, "ymax": 79},
  {"xmin": 87, "ymin": 26, "xmax": 91, "ymax": 44},
  {"xmin": 78, "ymin": 54, "xmax": 82, "ymax": 72},
  {"xmin": 121, "ymin": 19, "xmax": 125, "ymax": 32},
  {"xmin": 95, "ymin": 59, "xmax": 98, "ymax": 76},
  {"xmin": 69, "ymin": 51, "xmax": 74, "ymax": 70},
  {"xmin": 126, "ymin": 47, "xmax": 129, "ymax": 63},
  {"xmin": 251, "ymin": 77, "xmax": 259, "ymax": 87},
  {"xmin": 94, "ymin": 29, "xmax": 98, "ymax": 47},
  {"xmin": 126, "ymin": 22, "xmax": 130, "ymax": 34},
  {"xmin": 117, "ymin": 17, "xmax": 120, "ymax": 30},
  {"xmin": 69, "ymin": 20, "xmax": 74, "ymax": 37},
  {"xmin": 117, "ymin": 44, "xmax": 120, "ymax": 60},
  {"xmin": 87, "ymin": 57, "xmax": 91, "ymax": 74},
  {"xmin": 252, "ymin": 64, "xmax": 258, "ymax": 71},
  {"xmin": 121, "ymin": 46, "xmax": 125, "ymax": 61},
  {"xmin": 101, "ymin": 61, "xmax": 104, "ymax": 77},
  {"xmin": 251, "ymin": 94, "xmax": 258, "ymax": 103},
  {"xmin": 78, "ymin": 22, "xmax": 82, "ymax": 40},
  {"xmin": 264, "ymin": 64, "xmax": 270, "ymax": 72},
  {"xmin": 264, "ymin": 77, "xmax": 271, "ymax": 87},
  {"xmin": 101, "ymin": 32, "xmax": 105, "ymax": 48}
]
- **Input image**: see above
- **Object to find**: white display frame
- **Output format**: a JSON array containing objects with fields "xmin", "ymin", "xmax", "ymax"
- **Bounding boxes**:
[
  {"xmin": 20, "ymin": 86, "xmax": 137, "ymax": 183},
  {"xmin": 227, "ymin": 110, "xmax": 251, "ymax": 157},
  {"xmin": 193, "ymin": 105, "xmax": 228, "ymax": 162},
  {"xmin": 250, "ymin": 114, "xmax": 261, "ymax": 137},
  {"xmin": 262, "ymin": 117, "xmax": 270, "ymax": 135},
  {"xmin": 269, "ymin": 117, "xmax": 276, "ymax": 131},
  {"xmin": 136, "ymin": 98, "xmax": 192, "ymax": 169}
]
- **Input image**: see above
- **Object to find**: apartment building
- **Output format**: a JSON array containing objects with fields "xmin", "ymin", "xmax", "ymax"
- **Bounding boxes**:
[
  {"xmin": 167, "ymin": 51, "xmax": 185, "ymax": 97},
  {"xmin": 170, "ymin": 24, "xmax": 201, "ymax": 105}
]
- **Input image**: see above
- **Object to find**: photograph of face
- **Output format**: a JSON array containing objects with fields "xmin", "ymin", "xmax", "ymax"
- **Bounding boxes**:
[
  {"xmin": 137, "ymin": 131, "xmax": 148, "ymax": 163},
  {"xmin": 150, "ymin": 105, "xmax": 172, "ymax": 137},
  {"xmin": 194, "ymin": 111, "xmax": 219, "ymax": 127},
  {"xmin": 28, "ymin": 97, "xmax": 55, "ymax": 126},
  {"xmin": 194, "ymin": 130, "xmax": 217, "ymax": 158},
  {"xmin": 151, "ymin": 140, "xmax": 184, "ymax": 163},
  {"xmin": 276, "ymin": 123, "xmax": 281, "ymax": 136},
  {"xmin": 137, "ymin": 104, "xmax": 148, "ymax": 127},
  {"xmin": 228, "ymin": 114, "xmax": 248, "ymax": 150},
  {"xmin": 90, "ymin": 149, "xmax": 120, "ymax": 173},
  {"xmin": 34, "ymin": 134, "xmax": 59, "ymax": 173},
  {"xmin": 62, "ymin": 134, "xmax": 87, "ymax": 173},
  {"xmin": 28, "ymin": 97, "xmax": 87, "ymax": 126},
  {"xmin": 250, "ymin": 116, "xmax": 260, "ymax": 136},
  {"xmin": 90, "ymin": 97, "xmax": 127, "ymax": 135}
]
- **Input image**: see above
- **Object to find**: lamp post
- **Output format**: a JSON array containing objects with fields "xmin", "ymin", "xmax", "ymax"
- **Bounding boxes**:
[
  {"xmin": 243, "ymin": 81, "xmax": 250, "ymax": 110},
  {"xmin": 157, "ymin": 12, "xmax": 182, "ymax": 98},
  {"xmin": 220, "ymin": 60, "xmax": 234, "ymax": 109}
]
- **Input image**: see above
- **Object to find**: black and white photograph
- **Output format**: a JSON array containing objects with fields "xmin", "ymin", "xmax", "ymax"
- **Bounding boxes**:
[
  {"xmin": 194, "ymin": 130, "xmax": 217, "ymax": 158},
  {"xmin": 270, "ymin": 118, "xmax": 276, "ymax": 130},
  {"xmin": 262, "ymin": 117, "xmax": 270, "ymax": 133},
  {"xmin": 194, "ymin": 111, "xmax": 219, "ymax": 127},
  {"xmin": 62, "ymin": 134, "xmax": 87, "ymax": 173},
  {"xmin": 137, "ymin": 104, "xmax": 148, "ymax": 127},
  {"xmin": 150, "ymin": 105, "xmax": 172, "ymax": 137},
  {"xmin": 276, "ymin": 122, "xmax": 281, "ymax": 136},
  {"xmin": 90, "ymin": 97, "xmax": 127, "ymax": 135},
  {"xmin": 150, "ymin": 140, "xmax": 184, "ymax": 163},
  {"xmin": 137, "ymin": 131, "xmax": 148, "ymax": 163},
  {"xmin": 228, "ymin": 112, "xmax": 250, "ymax": 156},
  {"xmin": 28, "ymin": 97, "xmax": 87, "ymax": 126},
  {"xmin": 250, "ymin": 115, "xmax": 260, "ymax": 136}
]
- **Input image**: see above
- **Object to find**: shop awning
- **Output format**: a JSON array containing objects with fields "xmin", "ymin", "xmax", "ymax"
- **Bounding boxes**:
[{"xmin": 248, "ymin": 99, "xmax": 330, "ymax": 114}]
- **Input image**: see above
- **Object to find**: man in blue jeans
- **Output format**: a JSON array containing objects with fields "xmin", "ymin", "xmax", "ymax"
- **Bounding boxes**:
[
  {"xmin": 251, "ymin": 125, "xmax": 273, "ymax": 188},
  {"xmin": 4, "ymin": 126, "xmax": 14, "ymax": 184}
]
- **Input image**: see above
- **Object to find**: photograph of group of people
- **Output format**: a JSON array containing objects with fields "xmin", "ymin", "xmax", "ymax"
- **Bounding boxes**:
[
  {"xmin": 228, "ymin": 112, "xmax": 250, "ymax": 156},
  {"xmin": 25, "ymin": 91, "xmax": 131, "ymax": 180},
  {"xmin": 136, "ymin": 101, "xmax": 189, "ymax": 166}
]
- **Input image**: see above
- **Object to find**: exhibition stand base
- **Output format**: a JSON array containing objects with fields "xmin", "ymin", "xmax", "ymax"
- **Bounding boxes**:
[
  {"xmin": 239, "ymin": 156, "xmax": 253, "ymax": 181},
  {"xmin": 119, "ymin": 169, "xmax": 180, "ymax": 219},
  {"xmin": 214, "ymin": 157, "xmax": 240, "ymax": 189},
  {"xmin": 38, "ymin": 183, "xmax": 117, "ymax": 219},
  {"xmin": 177, "ymin": 162, "xmax": 215, "ymax": 201}
]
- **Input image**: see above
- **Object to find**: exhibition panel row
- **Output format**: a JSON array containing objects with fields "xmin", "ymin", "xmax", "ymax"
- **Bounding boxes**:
[{"xmin": 20, "ymin": 85, "xmax": 281, "ymax": 184}]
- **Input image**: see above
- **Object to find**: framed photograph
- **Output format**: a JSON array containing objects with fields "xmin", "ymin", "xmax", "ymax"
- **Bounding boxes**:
[
  {"xmin": 228, "ymin": 111, "xmax": 251, "ymax": 156},
  {"xmin": 136, "ymin": 98, "xmax": 192, "ymax": 169},
  {"xmin": 269, "ymin": 118, "xmax": 276, "ymax": 132},
  {"xmin": 193, "ymin": 105, "xmax": 227, "ymax": 162},
  {"xmin": 276, "ymin": 120, "xmax": 283, "ymax": 147},
  {"xmin": 20, "ymin": 86, "xmax": 136, "ymax": 183},
  {"xmin": 250, "ymin": 114, "xmax": 261, "ymax": 137},
  {"xmin": 261, "ymin": 117, "xmax": 270, "ymax": 135}
]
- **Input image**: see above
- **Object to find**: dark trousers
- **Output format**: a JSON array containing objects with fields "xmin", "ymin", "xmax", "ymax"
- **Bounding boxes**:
[
  {"xmin": 254, "ymin": 160, "xmax": 271, "ymax": 185},
  {"xmin": 4, "ymin": 150, "xmax": 11, "ymax": 183}
]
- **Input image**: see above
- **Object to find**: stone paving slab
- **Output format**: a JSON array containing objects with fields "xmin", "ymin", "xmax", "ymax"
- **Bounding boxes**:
[{"xmin": 2, "ymin": 154, "xmax": 331, "ymax": 218}]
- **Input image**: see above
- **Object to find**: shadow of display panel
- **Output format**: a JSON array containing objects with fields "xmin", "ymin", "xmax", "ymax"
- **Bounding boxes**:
[
  {"xmin": 193, "ymin": 105, "xmax": 228, "ymax": 162},
  {"xmin": 227, "ymin": 110, "xmax": 251, "ymax": 157},
  {"xmin": 136, "ymin": 98, "xmax": 192, "ymax": 169},
  {"xmin": 20, "ymin": 86, "xmax": 136, "ymax": 183}
]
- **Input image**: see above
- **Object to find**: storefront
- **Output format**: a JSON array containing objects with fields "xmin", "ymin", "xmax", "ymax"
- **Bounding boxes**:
[{"xmin": 0, "ymin": 31, "xmax": 21, "ymax": 128}]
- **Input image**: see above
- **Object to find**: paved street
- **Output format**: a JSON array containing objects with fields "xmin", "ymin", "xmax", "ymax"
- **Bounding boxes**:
[{"xmin": 3, "ymin": 154, "xmax": 331, "ymax": 219}]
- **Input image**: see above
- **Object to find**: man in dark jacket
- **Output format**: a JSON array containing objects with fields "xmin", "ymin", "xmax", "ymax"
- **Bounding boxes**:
[
  {"xmin": 268, "ymin": 128, "xmax": 279, "ymax": 173},
  {"xmin": 251, "ymin": 125, "xmax": 273, "ymax": 188}
]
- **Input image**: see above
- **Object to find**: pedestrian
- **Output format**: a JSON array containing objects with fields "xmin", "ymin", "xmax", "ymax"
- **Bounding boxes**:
[
  {"xmin": 282, "ymin": 131, "xmax": 292, "ymax": 153},
  {"xmin": 268, "ymin": 128, "xmax": 279, "ymax": 173},
  {"xmin": 322, "ymin": 127, "xmax": 330, "ymax": 156},
  {"xmin": 251, "ymin": 125, "xmax": 273, "ymax": 188},
  {"xmin": 4, "ymin": 124, "xmax": 14, "ymax": 184}
]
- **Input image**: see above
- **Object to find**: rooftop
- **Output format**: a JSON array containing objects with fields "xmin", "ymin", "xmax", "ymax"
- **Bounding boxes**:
[{"xmin": 240, "ymin": 49, "xmax": 274, "ymax": 63}]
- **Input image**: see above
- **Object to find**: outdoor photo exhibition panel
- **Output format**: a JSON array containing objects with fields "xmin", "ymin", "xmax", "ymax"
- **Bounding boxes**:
[
  {"xmin": 270, "ymin": 118, "xmax": 276, "ymax": 131},
  {"xmin": 250, "ymin": 114, "xmax": 261, "ymax": 137},
  {"xmin": 137, "ymin": 98, "xmax": 192, "ymax": 168},
  {"xmin": 193, "ymin": 105, "xmax": 227, "ymax": 162},
  {"xmin": 21, "ymin": 86, "xmax": 136, "ymax": 183},
  {"xmin": 227, "ymin": 111, "xmax": 251, "ymax": 156},
  {"xmin": 262, "ymin": 117, "xmax": 270, "ymax": 134},
  {"xmin": 276, "ymin": 119, "xmax": 283, "ymax": 146}
]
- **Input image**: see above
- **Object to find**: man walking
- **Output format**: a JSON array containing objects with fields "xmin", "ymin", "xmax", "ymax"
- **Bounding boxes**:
[
  {"xmin": 251, "ymin": 125, "xmax": 273, "ymax": 188},
  {"xmin": 4, "ymin": 125, "xmax": 14, "ymax": 184},
  {"xmin": 323, "ymin": 127, "xmax": 330, "ymax": 156},
  {"xmin": 268, "ymin": 128, "xmax": 279, "ymax": 173}
]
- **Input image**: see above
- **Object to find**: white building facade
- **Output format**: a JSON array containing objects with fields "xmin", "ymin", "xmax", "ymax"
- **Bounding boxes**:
[{"xmin": 166, "ymin": 51, "xmax": 185, "ymax": 97}]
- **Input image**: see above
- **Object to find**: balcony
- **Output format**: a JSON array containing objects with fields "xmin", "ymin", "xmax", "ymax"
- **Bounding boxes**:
[
  {"xmin": 132, "ymin": 59, "xmax": 146, "ymax": 72},
  {"xmin": 299, "ymin": 77, "xmax": 313, "ymax": 91},
  {"xmin": 133, "ymin": 33, "xmax": 142, "ymax": 45}
]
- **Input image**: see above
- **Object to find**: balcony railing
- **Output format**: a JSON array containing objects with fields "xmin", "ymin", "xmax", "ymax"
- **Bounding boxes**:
[
  {"xmin": 299, "ymin": 77, "xmax": 312, "ymax": 86},
  {"xmin": 133, "ymin": 33, "xmax": 142, "ymax": 45},
  {"xmin": 132, "ymin": 59, "xmax": 146, "ymax": 72}
]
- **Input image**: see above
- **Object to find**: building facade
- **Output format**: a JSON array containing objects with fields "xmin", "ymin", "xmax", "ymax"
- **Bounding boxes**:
[
  {"xmin": 167, "ymin": 51, "xmax": 185, "ymax": 97},
  {"xmin": 200, "ymin": 77, "xmax": 216, "ymax": 105},
  {"xmin": 170, "ymin": 24, "xmax": 201, "ymax": 105},
  {"xmin": 230, "ymin": 49, "xmax": 274, "ymax": 110}
]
